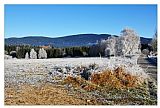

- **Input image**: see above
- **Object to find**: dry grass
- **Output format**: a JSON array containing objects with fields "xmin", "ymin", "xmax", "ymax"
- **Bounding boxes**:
[
  {"xmin": 91, "ymin": 67, "xmax": 139, "ymax": 89},
  {"xmin": 64, "ymin": 67, "xmax": 140, "ymax": 90},
  {"xmin": 63, "ymin": 76, "xmax": 97, "ymax": 91},
  {"xmin": 5, "ymin": 83, "xmax": 94, "ymax": 105}
]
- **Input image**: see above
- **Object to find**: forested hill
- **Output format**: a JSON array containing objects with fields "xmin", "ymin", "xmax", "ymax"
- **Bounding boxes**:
[{"xmin": 5, "ymin": 34, "xmax": 152, "ymax": 47}]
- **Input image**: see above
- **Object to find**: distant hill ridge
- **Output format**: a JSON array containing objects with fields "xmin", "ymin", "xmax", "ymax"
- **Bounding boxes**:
[{"xmin": 5, "ymin": 34, "xmax": 152, "ymax": 47}]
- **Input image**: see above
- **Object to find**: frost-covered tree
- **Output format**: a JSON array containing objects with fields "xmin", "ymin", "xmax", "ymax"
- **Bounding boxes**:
[
  {"xmin": 30, "ymin": 49, "xmax": 37, "ymax": 59},
  {"xmin": 82, "ymin": 51, "xmax": 88, "ymax": 56},
  {"xmin": 100, "ymin": 28, "xmax": 141, "ymax": 58},
  {"xmin": 25, "ymin": 52, "xmax": 29, "ymax": 59},
  {"xmin": 151, "ymin": 31, "xmax": 157, "ymax": 52},
  {"xmin": 99, "ymin": 39, "xmax": 107, "ymax": 56},
  {"xmin": 104, "ymin": 36, "xmax": 117, "ymax": 57},
  {"xmin": 105, "ymin": 48, "xmax": 111, "ymax": 58},
  {"xmin": 38, "ymin": 48, "xmax": 47, "ymax": 59},
  {"xmin": 116, "ymin": 28, "xmax": 140, "ymax": 56}
]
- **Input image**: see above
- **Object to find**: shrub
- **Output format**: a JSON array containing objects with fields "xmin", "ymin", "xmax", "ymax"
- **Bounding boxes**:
[
  {"xmin": 64, "ymin": 66, "xmax": 140, "ymax": 91},
  {"xmin": 38, "ymin": 48, "xmax": 47, "ymax": 59},
  {"xmin": 63, "ymin": 76, "xmax": 97, "ymax": 91},
  {"xmin": 25, "ymin": 52, "xmax": 29, "ymax": 59},
  {"xmin": 30, "ymin": 49, "xmax": 37, "ymax": 59},
  {"xmin": 91, "ymin": 67, "xmax": 139, "ymax": 89}
]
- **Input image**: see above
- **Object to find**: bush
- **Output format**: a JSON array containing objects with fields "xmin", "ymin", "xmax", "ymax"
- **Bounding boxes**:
[
  {"xmin": 64, "ymin": 67, "xmax": 140, "ymax": 91},
  {"xmin": 30, "ymin": 49, "xmax": 37, "ymax": 59},
  {"xmin": 63, "ymin": 76, "xmax": 97, "ymax": 91},
  {"xmin": 91, "ymin": 67, "xmax": 138, "ymax": 89}
]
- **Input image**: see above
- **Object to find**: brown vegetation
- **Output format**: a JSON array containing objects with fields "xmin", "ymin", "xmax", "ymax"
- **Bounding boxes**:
[
  {"xmin": 91, "ymin": 67, "xmax": 139, "ymax": 89},
  {"xmin": 63, "ymin": 76, "xmax": 97, "ymax": 91},
  {"xmin": 5, "ymin": 83, "xmax": 91, "ymax": 105},
  {"xmin": 64, "ymin": 67, "xmax": 140, "ymax": 90}
]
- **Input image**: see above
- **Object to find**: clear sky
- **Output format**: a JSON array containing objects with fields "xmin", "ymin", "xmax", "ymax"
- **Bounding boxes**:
[{"xmin": 5, "ymin": 4, "xmax": 157, "ymax": 38}]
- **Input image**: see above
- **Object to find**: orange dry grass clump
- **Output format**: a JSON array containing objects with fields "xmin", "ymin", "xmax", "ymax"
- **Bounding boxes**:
[
  {"xmin": 64, "ymin": 76, "xmax": 85, "ymax": 87},
  {"xmin": 64, "ymin": 76, "xmax": 97, "ymax": 91},
  {"xmin": 64, "ymin": 67, "xmax": 139, "ymax": 90},
  {"xmin": 91, "ymin": 67, "xmax": 138, "ymax": 89}
]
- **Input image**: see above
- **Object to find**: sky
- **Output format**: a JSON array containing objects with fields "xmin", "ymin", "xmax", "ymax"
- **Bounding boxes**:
[{"xmin": 5, "ymin": 4, "xmax": 157, "ymax": 38}]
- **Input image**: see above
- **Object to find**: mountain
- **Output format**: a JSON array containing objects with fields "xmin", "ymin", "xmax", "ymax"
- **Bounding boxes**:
[
  {"xmin": 140, "ymin": 37, "xmax": 152, "ymax": 44},
  {"xmin": 5, "ymin": 34, "xmax": 152, "ymax": 47}
]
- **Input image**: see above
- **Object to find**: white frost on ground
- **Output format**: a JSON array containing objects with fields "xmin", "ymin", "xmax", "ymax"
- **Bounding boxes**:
[{"xmin": 4, "ymin": 57, "xmax": 148, "ymax": 86}]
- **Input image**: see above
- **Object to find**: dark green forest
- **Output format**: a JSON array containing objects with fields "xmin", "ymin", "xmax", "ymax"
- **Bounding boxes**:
[{"xmin": 5, "ymin": 45, "xmax": 99, "ymax": 58}]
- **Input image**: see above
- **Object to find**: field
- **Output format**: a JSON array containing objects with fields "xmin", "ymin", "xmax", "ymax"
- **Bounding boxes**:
[{"xmin": 4, "ymin": 57, "xmax": 157, "ymax": 105}]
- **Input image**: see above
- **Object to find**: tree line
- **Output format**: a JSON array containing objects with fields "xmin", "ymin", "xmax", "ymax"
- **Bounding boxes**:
[{"xmin": 5, "ymin": 45, "xmax": 92, "ymax": 59}]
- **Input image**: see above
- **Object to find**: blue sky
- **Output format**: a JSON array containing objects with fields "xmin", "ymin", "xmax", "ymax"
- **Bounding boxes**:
[{"xmin": 5, "ymin": 4, "xmax": 157, "ymax": 38}]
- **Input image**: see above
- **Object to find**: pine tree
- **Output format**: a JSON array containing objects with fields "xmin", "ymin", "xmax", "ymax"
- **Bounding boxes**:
[
  {"xmin": 38, "ymin": 48, "xmax": 47, "ymax": 59},
  {"xmin": 30, "ymin": 49, "xmax": 37, "ymax": 59},
  {"xmin": 25, "ymin": 52, "xmax": 29, "ymax": 59}
]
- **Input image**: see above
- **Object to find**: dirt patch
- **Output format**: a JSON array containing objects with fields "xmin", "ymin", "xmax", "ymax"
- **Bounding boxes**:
[{"xmin": 5, "ymin": 83, "xmax": 94, "ymax": 105}]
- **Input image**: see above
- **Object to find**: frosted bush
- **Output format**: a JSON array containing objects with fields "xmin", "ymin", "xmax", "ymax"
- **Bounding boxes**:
[
  {"xmin": 30, "ymin": 49, "xmax": 37, "ymax": 59},
  {"xmin": 4, "ymin": 55, "xmax": 12, "ymax": 59},
  {"xmin": 125, "ymin": 65, "xmax": 148, "ymax": 79},
  {"xmin": 25, "ymin": 52, "xmax": 29, "ymax": 59},
  {"xmin": 99, "ymin": 57, "xmax": 148, "ymax": 80},
  {"xmin": 38, "ymin": 48, "xmax": 47, "ymax": 59},
  {"xmin": 10, "ymin": 51, "xmax": 17, "ymax": 55},
  {"xmin": 104, "ymin": 36, "xmax": 116, "ymax": 56}
]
